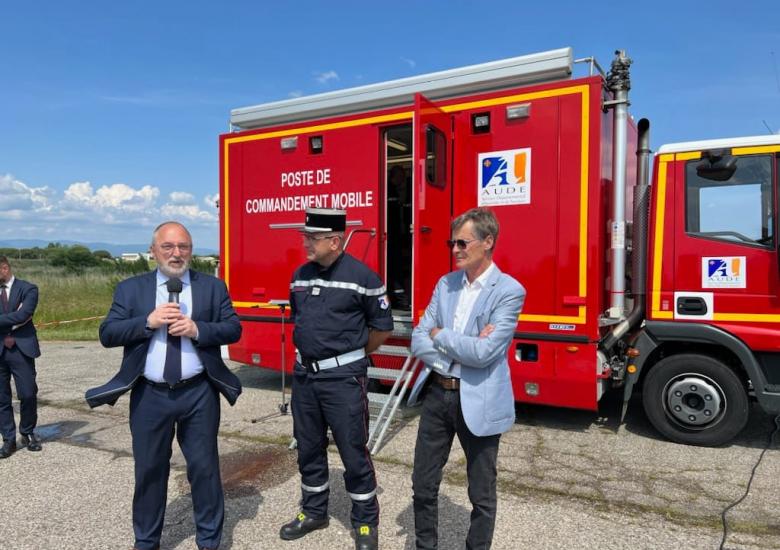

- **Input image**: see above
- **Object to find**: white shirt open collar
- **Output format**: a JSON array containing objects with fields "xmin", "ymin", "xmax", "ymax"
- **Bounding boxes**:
[{"xmin": 461, "ymin": 261, "xmax": 495, "ymax": 290}]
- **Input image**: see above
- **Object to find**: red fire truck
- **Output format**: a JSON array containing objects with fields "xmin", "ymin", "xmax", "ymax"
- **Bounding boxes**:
[{"xmin": 219, "ymin": 47, "xmax": 780, "ymax": 446}]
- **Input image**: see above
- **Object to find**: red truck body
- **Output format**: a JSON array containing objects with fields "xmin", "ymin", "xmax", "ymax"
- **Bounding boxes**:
[{"xmin": 220, "ymin": 47, "xmax": 780, "ymax": 445}]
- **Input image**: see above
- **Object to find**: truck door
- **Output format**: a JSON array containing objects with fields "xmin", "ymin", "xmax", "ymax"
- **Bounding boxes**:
[
  {"xmin": 412, "ymin": 94, "xmax": 453, "ymax": 321},
  {"xmin": 668, "ymin": 147, "xmax": 780, "ymax": 348}
]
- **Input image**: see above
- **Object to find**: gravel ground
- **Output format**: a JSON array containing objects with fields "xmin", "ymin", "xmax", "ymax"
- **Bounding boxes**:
[{"xmin": 0, "ymin": 341, "xmax": 778, "ymax": 549}]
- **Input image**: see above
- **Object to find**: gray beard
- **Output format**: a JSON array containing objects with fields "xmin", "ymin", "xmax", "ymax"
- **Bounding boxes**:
[{"xmin": 158, "ymin": 262, "xmax": 189, "ymax": 278}]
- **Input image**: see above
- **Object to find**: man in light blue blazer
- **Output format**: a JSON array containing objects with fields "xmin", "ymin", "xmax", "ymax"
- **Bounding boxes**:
[{"xmin": 409, "ymin": 207, "xmax": 525, "ymax": 550}]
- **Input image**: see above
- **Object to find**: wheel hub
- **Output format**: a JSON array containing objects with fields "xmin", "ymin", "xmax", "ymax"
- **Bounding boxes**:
[{"xmin": 665, "ymin": 375, "xmax": 723, "ymax": 427}]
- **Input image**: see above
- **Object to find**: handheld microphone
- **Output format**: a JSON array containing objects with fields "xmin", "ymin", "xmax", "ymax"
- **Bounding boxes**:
[{"xmin": 166, "ymin": 278, "xmax": 183, "ymax": 304}]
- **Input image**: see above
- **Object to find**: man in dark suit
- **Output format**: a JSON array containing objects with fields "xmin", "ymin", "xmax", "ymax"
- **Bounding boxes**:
[
  {"xmin": 0, "ymin": 255, "xmax": 42, "ymax": 458},
  {"xmin": 86, "ymin": 222, "xmax": 242, "ymax": 550}
]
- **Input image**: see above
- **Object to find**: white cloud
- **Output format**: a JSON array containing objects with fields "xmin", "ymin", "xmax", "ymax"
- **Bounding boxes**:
[
  {"xmin": 204, "ymin": 193, "xmax": 219, "ymax": 209},
  {"xmin": 63, "ymin": 181, "xmax": 159, "ymax": 212},
  {"xmin": 288, "ymin": 90, "xmax": 303, "ymax": 98},
  {"xmin": 169, "ymin": 191, "xmax": 195, "ymax": 205},
  {"xmin": 0, "ymin": 174, "xmax": 219, "ymax": 247},
  {"xmin": 401, "ymin": 57, "xmax": 416, "ymax": 68},
  {"xmin": 314, "ymin": 70, "xmax": 339, "ymax": 85},
  {"xmin": 0, "ymin": 174, "xmax": 53, "ymax": 211},
  {"xmin": 160, "ymin": 203, "xmax": 217, "ymax": 222}
]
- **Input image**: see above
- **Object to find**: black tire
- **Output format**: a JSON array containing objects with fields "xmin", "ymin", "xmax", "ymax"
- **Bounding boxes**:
[{"xmin": 642, "ymin": 354, "xmax": 749, "ymax": 446}]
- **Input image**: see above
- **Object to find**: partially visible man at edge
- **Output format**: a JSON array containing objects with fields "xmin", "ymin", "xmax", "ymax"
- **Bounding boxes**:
[
  {"xmin": 408, "ymin": 207, "xmax": 526, "ymax": 550},
  {"xmin": 0, "ymin": 255, "xmax": 42, "ymax": 458},
  {"xmin": 85, "ymin": 221, "xmax": 242, "ymax": 550}
]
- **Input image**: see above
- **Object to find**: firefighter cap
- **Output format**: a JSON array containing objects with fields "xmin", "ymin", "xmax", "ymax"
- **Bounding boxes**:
[{"xmin": 302, "ymin": 208, "xmax": 347, "ymax": 233}]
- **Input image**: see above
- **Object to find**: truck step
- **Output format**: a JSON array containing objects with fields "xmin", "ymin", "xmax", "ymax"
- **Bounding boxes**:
[
  {"xmin": 373, "ymin": 344, "xmax": 411, "ymax": 357},
  {"xmin": 367, "ymin": 391, "xmax": 393, "ymax": 406},
  {"xmin": 367, "ymin": 366, "xmax": 407, "ymax": 381},
  {"xmin": 392, "ymin": 320, "xmax": 413, "ymax": 338}
]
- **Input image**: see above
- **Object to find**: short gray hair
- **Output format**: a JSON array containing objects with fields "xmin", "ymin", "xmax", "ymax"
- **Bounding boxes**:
[{"xmin": 451, "ymin": 207, "xmax": 499, "ymax": 250}]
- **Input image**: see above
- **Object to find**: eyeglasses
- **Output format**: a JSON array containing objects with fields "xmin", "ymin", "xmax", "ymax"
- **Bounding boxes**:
[
  {"xmin": 303, "ymin": 234, "xmax": 336, "ymax": 242},
  {"xmin": 158, "ymin": 243, "xmax": 192, "ymax": 253},
  {"xmin": 446, "ymin": 238, "xmax": 480, "ymax": 250}
]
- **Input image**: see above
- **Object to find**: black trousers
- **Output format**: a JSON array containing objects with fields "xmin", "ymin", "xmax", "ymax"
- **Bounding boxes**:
[
  {"xmin": 291, "ymin": 372, "xmax": 379, "ymax": 527},
  {"xmin": 0, "ymin": 346, "xmax": 38, "ymax": 441},
  {"xmin": 129, "ymin": 378, "xmax": 223, "ymax": 550},
  {"xmin": 412, "ymin": 383, "xmax": 501, "ymax": 550}
]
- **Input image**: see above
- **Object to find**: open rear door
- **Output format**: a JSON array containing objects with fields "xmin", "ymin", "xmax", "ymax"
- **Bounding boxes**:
[{"xmin": 412, "ymin": 94, "xmax": 453, "ymax": 321}]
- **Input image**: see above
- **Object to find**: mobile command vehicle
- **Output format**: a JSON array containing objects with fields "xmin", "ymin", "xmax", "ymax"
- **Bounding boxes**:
[{"xmin": 219, "ymin": 48, "xmax": 780, "ymax": 446}]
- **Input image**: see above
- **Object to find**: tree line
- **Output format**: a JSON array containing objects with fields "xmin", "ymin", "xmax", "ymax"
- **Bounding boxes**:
[{"xmin": 0, "ymin": 243, "xmax": 217, "ymax": 275}]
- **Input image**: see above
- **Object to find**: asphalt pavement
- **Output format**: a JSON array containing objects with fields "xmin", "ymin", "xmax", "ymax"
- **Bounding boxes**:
[{"xmin": 0, "ymin": 341, "xmax": 778, "ymax": 549}]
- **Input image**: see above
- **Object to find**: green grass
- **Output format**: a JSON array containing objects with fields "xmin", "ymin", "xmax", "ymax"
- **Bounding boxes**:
[
  {"xmin": 12, "ymin": 258, "xmax": 216, "ymax": 341},
  {"xmin": 14, "ymin": 263, "xmax": 116, "ymax": 340}
]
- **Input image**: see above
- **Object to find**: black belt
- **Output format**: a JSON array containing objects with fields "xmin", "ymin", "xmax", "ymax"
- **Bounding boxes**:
[
  {"xmin": 143, "ymin": 371, "xmax": 206, "ymax": 390},
  {"xmin": 431, "ymin": 371, "xmax": 460, "ymax": 390}
]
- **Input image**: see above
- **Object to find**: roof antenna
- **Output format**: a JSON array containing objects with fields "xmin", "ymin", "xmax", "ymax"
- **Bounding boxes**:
[{"xmin": 762, "ymin": 120, "xmax": 775, "ymax": 135}]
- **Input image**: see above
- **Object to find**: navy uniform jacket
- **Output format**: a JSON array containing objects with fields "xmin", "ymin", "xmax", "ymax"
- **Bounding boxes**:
[
  {"xmin": 290, "ymin": 252, "xmax": 393, "ymax": 377},
  {"xmin": 85, "ymin": 269, "xmax": 242, "ymax": 408},
  {"xmin": 0, "ymin": 278, "xmax": 41, "ymax": 360}
]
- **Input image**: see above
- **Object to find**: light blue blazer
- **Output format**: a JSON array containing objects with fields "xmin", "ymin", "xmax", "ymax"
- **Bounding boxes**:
[{"xmin": 408, "ymin": 265, "xmax": 525, "ymax": 437}]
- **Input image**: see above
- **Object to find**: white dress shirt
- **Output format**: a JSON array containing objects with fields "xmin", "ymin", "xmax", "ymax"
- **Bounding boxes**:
[
  {"xmin": 441, "ymin": 262, "xmax": 496, "ymax": 379},
  {"xmin": 143, "ymin": 270, "xmax": 204, "ymax": 382},
  {"xmin": 1, "ymin": 275, "xmax": 15, "ymax": 298},
  {"xmin": 1, "ymin": 276, "xmax": 22, "ymax": 329}
]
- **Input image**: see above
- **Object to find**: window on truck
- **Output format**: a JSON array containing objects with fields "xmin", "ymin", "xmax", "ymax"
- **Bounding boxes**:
[
  {"xmin": 425, "ymin": 125, "xmax": 446, "ymax": 188},
  {"xmin": 685, "ymin": 154, "xmax": 775, "ymax": 247}
]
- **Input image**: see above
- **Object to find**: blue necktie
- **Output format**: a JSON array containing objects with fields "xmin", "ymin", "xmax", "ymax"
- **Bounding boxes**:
[{"xmin": 163, "ymin": 332, "xmax": 182, "ymax": 386}]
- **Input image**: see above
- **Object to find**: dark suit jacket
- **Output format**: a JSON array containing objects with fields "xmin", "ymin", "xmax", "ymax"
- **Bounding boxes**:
[
  {"xmin": 85, "ymin": 269, "xmax": 242, "ymax": 408},
  {"xmin": 0, "ymin": 278, "xmax": 41, "ymax": 360}
]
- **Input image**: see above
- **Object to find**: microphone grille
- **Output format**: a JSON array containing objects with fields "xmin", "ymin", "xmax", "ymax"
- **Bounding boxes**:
[{"xmin": 166, "ymin": 278, "xmax": 183, "ymax": 293}]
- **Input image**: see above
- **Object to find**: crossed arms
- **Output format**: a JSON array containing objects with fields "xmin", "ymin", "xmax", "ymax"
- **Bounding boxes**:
[{"xmin": 411, "ymin": 279, "xmax": 524, "ymax": 370}]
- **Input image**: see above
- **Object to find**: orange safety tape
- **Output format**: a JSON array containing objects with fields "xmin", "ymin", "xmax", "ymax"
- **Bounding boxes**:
[{"xmin": 34, "ymin": 315, "xmax": 105, "ymax": 329}]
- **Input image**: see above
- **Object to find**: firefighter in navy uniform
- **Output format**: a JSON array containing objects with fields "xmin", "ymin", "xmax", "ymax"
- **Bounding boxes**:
[{"xmin": 280, "ymin": 208, "xmax": 393, "ymax": 550}]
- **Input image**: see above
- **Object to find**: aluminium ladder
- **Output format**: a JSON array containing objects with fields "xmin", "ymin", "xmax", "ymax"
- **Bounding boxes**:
[{"xmin": 367, "ymin": 344, "xmax": 420, "ymax": 455}]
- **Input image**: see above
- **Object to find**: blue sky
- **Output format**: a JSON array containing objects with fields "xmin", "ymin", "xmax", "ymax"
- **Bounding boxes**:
[{"xmin": 2, "ymin": 0, "xmax": 778, "ymax": 250}]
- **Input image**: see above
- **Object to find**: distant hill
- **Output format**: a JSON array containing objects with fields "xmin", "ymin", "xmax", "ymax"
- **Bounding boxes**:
[{"xmin": 0, "ymin": 239, "xmax": 218, "ymax": 257}]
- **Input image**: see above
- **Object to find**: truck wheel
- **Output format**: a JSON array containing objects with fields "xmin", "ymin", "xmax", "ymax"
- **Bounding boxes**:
[{"xmin": 642, "ymin": 354, "xmax": 749, "ymax": 446}]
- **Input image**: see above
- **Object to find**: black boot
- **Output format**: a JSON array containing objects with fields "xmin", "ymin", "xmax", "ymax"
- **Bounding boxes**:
[
  {"xmin": 21, "ymin": 433, "xmax": 42, "ymax": 452},
  {"xmin": 0, "ymin": 439, "xmax": 17, "ymax": 459},
  {"xmin": 354, "ymin": 525, "xmax": 378, "ymax": 550},
  {"xmin": 279, "ymin": 511, "xmax": 329, "ymax": 540}
]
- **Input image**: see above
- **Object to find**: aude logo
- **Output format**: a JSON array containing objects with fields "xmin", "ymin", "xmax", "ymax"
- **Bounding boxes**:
[
  {"xmin": 478, "ymin": 148, "xmax": 531, "ymax": 207},
  {"xmin": 702, "ymin": 256, "xmax": 746, "ymax": 288}
]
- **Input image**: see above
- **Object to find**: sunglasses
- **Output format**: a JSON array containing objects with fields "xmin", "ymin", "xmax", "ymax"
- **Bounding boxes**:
[{"xmin": 446, "ymin": 238, "xmax": 480, "ymax": 250}]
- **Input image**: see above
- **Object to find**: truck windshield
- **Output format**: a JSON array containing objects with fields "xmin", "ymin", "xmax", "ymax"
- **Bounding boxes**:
[{"xmin": 685, "ymin": 154, "xmax": 774, "ymax": 247}]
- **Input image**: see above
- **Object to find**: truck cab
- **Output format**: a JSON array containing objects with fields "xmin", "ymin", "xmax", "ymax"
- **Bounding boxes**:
[{"xmin": 628, "ymin": 135, "xmax": 780, "ymax": 445}]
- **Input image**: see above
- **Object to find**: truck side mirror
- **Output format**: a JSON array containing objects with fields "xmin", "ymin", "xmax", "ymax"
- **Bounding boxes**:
[{"xmin": 696, "ymin": 149, "xmax": 737, "ymax": 182}]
